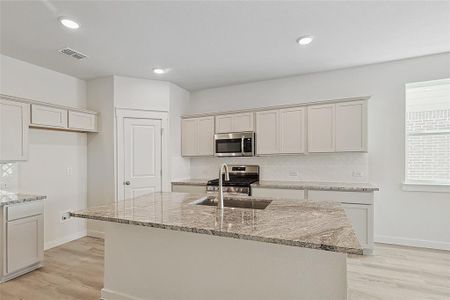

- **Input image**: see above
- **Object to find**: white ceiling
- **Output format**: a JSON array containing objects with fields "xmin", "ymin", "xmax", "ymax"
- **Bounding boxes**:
[{"xmin": 1, "ymin": 1, "xmax": 449, "ymax": 91}]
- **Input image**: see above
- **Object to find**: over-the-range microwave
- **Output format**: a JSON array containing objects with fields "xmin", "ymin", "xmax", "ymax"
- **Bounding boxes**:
[{"xmin": 214, "ymin": 132, "xmax": 255, "ymax": 157}]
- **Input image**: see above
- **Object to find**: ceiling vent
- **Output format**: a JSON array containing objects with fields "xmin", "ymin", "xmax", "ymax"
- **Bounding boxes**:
[{"xmin": 58, "ymin": 47, "xmax": 88, "ymax": 60}]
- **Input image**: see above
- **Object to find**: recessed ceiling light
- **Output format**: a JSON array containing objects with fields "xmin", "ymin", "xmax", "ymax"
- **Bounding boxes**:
[
  {"xmin": 153, "ymin": 68, "xmax": 168, "ymax": 75},
  {"xmin": 59, "ymin": 17, "xmax": 80, "ymax": 29},
  {"xmin": 297, "ymin": 35, "xmax": 313, "ymax": 45}
]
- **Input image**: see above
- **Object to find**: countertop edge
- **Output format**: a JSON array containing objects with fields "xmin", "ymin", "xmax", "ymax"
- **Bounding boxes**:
[
  {"xmin": 70, "ymin": 212, "xmax": 363, "ymax": 255},
  {"xmin": 0, "ymin": 195, "xmax": 47, "ymax": 207}
]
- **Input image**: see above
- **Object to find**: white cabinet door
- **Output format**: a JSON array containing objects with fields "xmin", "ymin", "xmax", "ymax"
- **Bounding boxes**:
[
  {"xmin": 197, "ymin": 117, "xmax": 214, "ymax": 156},
  {"xmin": 68, "ymin": 110, "xmax": 97, "ymax": 132},
  {"xmin": 0, "ymin": 99, "xmax": 29, "ymax": 161},
  {"xmin": 342, "ymin": 203, "xmax": 373, "ymax": 252},
  {"xmin": 215, "ymin": 115, "xmax": 233, "ymax": 133},
  {"xmin": 256, "ymin": 110, "xmax": 279, "ymax": 155},
  {"xmin": 335, "ymin": 101, "xmax": 367, "ymax": 152},
  {"xmin": 307, "ymin": 104, "xmax": 335, "ymax": 152},
  {"xmin": 215, "ymin": 112, "xmax": 253, "ymax": 133},
  {"xmin": 6, "ymin": 214, "xmax": 44, "ymax": 275},
  {"xmin": 232, "ymin": 112, "xmax": 254, "ymax": 132},
  {"xmin": 31, "ymin": 104, "xmax": 67, "ymax": 128},
  {"xmin": 181, "ymin": 118, "xmax": 198, "ymax": 156},
  {"xmin": 280, "ymin": 107, "xmax": 306, "ymax": 154}
]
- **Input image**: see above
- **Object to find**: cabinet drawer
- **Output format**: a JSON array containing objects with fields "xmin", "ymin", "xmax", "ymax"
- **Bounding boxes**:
[
  {"xmin": 68, "ymin": 110, "xmax": 97, "ymax": 131},
  {"xmin": 251, "ymin": 187, "xmax": 304, "ymax": 200},
  {"xmin": 31, "ymin": 104, "xmax": 67, "ymax": 128},
  {"xmin": 6, "ymin": 201, "xmax": 44, "ymax": 221},
  {"xmin": 308, "ymin": 190, "xmax": 373, "ymax": 205}
]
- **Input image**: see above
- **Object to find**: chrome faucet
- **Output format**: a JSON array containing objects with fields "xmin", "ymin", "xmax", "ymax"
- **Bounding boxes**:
[{"xmin": 218, "ymin": 163, "xmax": 230, "ymax": 209}]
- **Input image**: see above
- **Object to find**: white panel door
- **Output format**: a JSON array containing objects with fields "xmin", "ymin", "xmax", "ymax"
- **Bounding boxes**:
[
  {"xmin": 0, "ymin": 99, "xmax": 29, "ymax": 161},
  {"xmin": 232, "ymin": 112, "xmax": 254, "ymax": 132},
  {"xmin": 215, "ymin": 115, "xmax": 233, "ymax": 133},
  {"xmin": 181, "ymin": 118, "xmax": 198, "ymax": 156},
  {"xmin": 335, "ymin": 101, "xmax": 367, "ymax": 152},
  {"xmin": 197, "ymin": 117, "xmax": 214, "ymax": 156},
  {"xmin": 123, "ymin": 118, "xmax": 162, "ymax": 200},
  {"xmin": 307, "ymin": 104, "xmax": 335, "ymax": 153},
  {"xmin": 6, "ymin": 214, "xmax": 44, "ymax": 274},
  {"xmin": 256, "ymin": 110, "xmax": 279, "ymax": 155},
  {"xmin": 280, "ymin": 107, "xmax": 306, "ymax": 154}
]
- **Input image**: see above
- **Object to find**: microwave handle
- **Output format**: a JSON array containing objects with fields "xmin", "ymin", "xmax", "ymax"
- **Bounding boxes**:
[{"xmin": 241, "ymin": 137, "xmax": 245, "ymax": 155}]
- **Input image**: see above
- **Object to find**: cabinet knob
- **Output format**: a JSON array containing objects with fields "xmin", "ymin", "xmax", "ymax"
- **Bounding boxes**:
[{"xmin": 124, "ymin": 181, "xmax": 131, "ymax": 186}]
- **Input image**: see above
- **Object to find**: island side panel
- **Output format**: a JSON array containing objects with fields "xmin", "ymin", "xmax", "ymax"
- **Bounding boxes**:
[{"xmin": 102, "ymin": 222, "xmax": 347, "ymax": 300}]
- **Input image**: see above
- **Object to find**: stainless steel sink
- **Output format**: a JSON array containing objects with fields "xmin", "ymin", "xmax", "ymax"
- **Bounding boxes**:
[{"xmin": 193, "ymin": 196, "xmax": 272, "ymax": 210}]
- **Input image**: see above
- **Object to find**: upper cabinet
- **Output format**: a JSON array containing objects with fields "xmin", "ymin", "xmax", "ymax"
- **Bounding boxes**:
[
  {"xmin": 68, "ymin": 110, "xmax": 97, "ymax": 132},
  {"xmin": 30, "ymin": 104, "xmax": 98, "ymax": 132},
  {"xmin": 181, "ymin": 116, "xmax": 214, "ymax": 157},
  {"xmin": 308, "ymin": 100, "xmax": 367, "ymax": 153},
  {"xmin": 335, "ymin": 101, "xmax": 367, "ymax": 152},
  {"xmin": 279, "ymin": 107, "xmax": 306, "ymax": 154},
  {"xmin": 215, "ymin": 112, "xmax": 254, "ymax": 133},
  {"xmin": 256, "ymin": 110, "xmax": 279, "ymax": 155},
  {"xmin": 0, "ymin": 99, "xmax": 29, "ymax": 162},
  {"xmin": 307, "ymin": 104, "xmax": 335, "ymax": 153},
  {"xmin": 256, "ymin": 107, "xmax": 306, "ymax": 155},
  {"xmin": 31, "ymin": 104, "xmax": 67, "ymax": 129}
]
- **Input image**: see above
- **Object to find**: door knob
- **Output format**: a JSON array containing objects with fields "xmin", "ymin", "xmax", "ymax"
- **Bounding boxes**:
[{"xmin": 124, "ymin": 181, "xmax": 131, "ymax": 186}]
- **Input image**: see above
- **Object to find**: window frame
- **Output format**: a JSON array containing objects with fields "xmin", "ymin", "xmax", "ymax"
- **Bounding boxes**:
[{"xmin": 403, "ymin": 78, "xmax": 450, "ymax": 192}]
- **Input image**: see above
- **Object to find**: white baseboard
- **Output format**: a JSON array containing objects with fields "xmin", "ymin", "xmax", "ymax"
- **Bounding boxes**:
[
  {"xmin": 44, "ymin": 230, "xmax": 87, "ymax": 250},
  {"xmin": 101, "ymin": 288, "xmax": 145, "ymax": 300},
  {"xmin": 87, "ymin": 229, "xmax": 105, "ymax": 239},
  {"xmin": 375, "ymin": 235, "xmax": 450, "ymax": 251}
]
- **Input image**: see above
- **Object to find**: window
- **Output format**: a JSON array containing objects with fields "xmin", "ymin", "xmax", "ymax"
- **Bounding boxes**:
[{"xmin": 405, "ymin": 78, "xmax": 450, "ymax": 186}]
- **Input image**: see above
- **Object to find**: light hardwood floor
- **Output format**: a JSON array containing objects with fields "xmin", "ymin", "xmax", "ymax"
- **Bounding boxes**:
[{"xmin": 0, "ymin": 237, "xmax": 449, "ymax": 300}]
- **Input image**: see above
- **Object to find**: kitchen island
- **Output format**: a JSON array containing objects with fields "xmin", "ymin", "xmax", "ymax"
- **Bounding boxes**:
[{"xmin": 71, "ymin": 192, "xmax": 362, "ymax": 300}]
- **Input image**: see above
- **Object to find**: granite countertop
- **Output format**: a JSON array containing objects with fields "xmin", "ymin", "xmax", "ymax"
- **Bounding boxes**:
[
  {"xmin": 171, "ymin": 179, "xmax": 209, "ymax": 186},
  {"xmin": 172, "ymin": 179, "xmax": 379, "ymax": 192},
  {"xmin": 71, "ymin": 192, "xmax": 362, "ymax": 255},
  {"xmin": 0, "ymin": 190, "xmax": 46, "ymax": 206},
  {"xmin": 252, "ymin": 180, "xmax": 379, "ymax": 192}
]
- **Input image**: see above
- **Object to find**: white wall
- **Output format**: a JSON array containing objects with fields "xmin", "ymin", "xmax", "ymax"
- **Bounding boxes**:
[
  {"xmin": 0, "ymin": 54, "xmax": 88, "ymax": 249},
  {"xmin": 189, "ymin": 53, "xmax": 450, "ymax": 250},
  {"xmin": 169, "ymin": 83, "xmax": 191, "ymax": 180}
]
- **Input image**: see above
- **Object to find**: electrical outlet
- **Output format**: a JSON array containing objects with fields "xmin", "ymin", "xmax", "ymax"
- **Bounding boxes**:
[
  {"xmin": 0, "ymin": 182, "xmax": 7, "ymax": 189},
  {"xmin": 61, "ymin": 211, "xmax": 71, "ymax": 222},
  {"xmin": 352, "ymin": 171, "xmax": 363, "ymax": 178},
  {"xmin": 288, "ymin": 170, "xmax": 299, "ymax": 177},
  {"xmin": 66, "ymin": 167, "xmax": 73, "ymax": 176}
]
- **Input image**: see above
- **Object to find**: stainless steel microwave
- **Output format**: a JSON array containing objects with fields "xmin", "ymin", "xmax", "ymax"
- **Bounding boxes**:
[{"xmin": 214, "ymin": 132, "xmax": 255, "ymax": 157}]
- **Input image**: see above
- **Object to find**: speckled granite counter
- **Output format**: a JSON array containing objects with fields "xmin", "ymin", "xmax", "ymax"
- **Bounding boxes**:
[
  {"xmin": 252, "ymin": 180, "xmax": 379, "ymax": 192},
  {"xmin": 0, "ymin": 190, "xmax": 46, "ymax": 206},
  {"xmin": 171, "ymin": 179, "xmax": 209, "ymax": 186},
  {"xmin": 71, "ymin": 192, "xmax": 362, "ymax": 255}
]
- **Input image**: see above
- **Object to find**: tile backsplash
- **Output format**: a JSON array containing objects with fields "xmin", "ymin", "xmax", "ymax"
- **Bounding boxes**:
[
  {"xmin": 190, "ymin": 153, "xmax": 369, "ymax": 182},
  {"xmin": 0, "ymin": 163, "xmax": 19, "ymax": 192}
]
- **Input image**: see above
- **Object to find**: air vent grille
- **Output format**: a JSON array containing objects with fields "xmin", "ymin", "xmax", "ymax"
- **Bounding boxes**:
[{"xmin": 58, "ymin": 47, "xmax": 88, "ymax": 60}]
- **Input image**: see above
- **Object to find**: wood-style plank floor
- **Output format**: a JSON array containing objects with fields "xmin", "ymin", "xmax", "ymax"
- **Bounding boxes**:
[{"xmin": 0, "ymin": 237, "xmax": 449, "ymax": 300}]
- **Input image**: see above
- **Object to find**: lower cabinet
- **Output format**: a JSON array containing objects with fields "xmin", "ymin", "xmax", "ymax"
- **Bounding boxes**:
[
  {"xmin": 341, "ymin": 203, "xmax": 373, "ymax": 253},
  {"xmin": 251, "ymin": 187, "xmax": 305, "ymax": 199},
  {"xmin": 1, "ymin": 201, "xmax": 44, "ymax": 282},
  {"xmin": 6, "ymin": 214, "xmax": 44, "ymax": 274},
  {"xmin": 171, "ymin": 184, "xmax": 207, "ymax": 194}
]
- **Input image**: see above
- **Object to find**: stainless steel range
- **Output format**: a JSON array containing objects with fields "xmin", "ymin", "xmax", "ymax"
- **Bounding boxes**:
[{"xmin": 206, "ymin": 165, "xmax": 259, "ymax": 196}]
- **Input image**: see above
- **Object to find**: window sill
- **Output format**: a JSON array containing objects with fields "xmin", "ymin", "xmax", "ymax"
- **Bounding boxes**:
[{"xmin": 402, "ymin": 182, "xmax": 450, "ymax": 193}]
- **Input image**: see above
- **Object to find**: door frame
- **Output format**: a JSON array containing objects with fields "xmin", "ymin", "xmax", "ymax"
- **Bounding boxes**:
[{"xmin": 116, "ymin": 108, "xmax": 170, "ymax": 201}]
